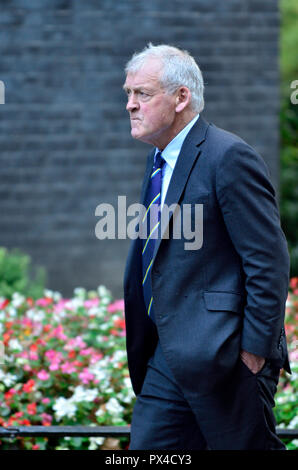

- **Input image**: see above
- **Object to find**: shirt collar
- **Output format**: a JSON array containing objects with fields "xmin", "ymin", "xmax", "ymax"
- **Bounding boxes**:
[{"xmin": 154, "ymin": 114, "xmax": 200, "ymax": 170}]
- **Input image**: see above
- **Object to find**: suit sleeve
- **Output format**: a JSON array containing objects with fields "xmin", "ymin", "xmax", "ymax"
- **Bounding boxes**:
[{"xmin": 216, "ymin": 142, "xmax": 290, "ymax": 358}]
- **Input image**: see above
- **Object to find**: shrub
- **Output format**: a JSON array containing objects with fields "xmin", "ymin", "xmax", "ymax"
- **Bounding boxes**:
[{"xmin": 0, "ymin": 247, "xmax": 46, "ymax": 300}]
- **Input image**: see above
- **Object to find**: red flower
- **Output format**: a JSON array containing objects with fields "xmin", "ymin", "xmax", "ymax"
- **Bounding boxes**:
[
  {"xmin": 26, "ymin": 297, "xmax": 34, "ymax": 307},
  {"xmin": 2, "ymin": 332, "xmax": 10, "ymax": 346},
  {"xmin": 22, "ymin": 379, "xmax": 35, "ymax": 393},
  {"xmin": 0, "ymin": 299, "xmax": 10, "ymax": 310},
  {"xmin": 4, "ymin": 388, "xmax": 17, "ymax": 401},
  {"xmin": 27, "ymin": 403, "xmax": 37, "ymax": 415},
  {"xmin": 290, "ymin": 277, "xmax": 298, "ymax": 290},
  {"xmin": 68, "ymin": 350, "xmax": 76, "ymax": 359},
  {"xmin": 21, "ymin": 419, "xmax": 31, "ymax": 426},
  {"xmin": 32, "ymin": 444, "xmax": 40, "ymax": 450},
  {"xmin": 113, "ymin": 317, "xmax": 126, "ymax": 329}
]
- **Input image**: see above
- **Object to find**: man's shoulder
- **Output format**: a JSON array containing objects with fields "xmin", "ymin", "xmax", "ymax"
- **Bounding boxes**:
[{"xmin": 206, "ymin": 121, "xmax": 248, "ymax": 151}]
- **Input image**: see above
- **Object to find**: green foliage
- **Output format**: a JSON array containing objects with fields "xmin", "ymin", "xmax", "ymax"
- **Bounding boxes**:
[
  {"xmin": 280, "ymin": 0, "xmax": 298, "ymax": 92},
  {"xmin": 280, "ymin": 0, "xmax": 298, "ymax": 276},
  {"xmin": 280, "ymin": 102, "xmax": 298, "ymax": 276},
  {"xmin": 0, "ymin": 247, "xmax": 46, "ymax": 300}
]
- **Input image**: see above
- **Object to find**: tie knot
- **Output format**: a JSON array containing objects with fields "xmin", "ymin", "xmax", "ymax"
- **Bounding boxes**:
[{"xmin": 154, "ymin": 152, "xmax": 165, "ymax": 171}]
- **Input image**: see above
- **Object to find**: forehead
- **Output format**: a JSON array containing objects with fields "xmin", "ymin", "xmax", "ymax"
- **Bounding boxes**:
[{"xmin": 124, "ymin": 58, "xmax": 163, "ymax": 90}]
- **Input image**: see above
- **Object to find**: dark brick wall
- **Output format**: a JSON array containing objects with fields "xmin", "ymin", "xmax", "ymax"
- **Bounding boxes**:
[{"xmin": 0, "ymin": 0, "xmax": 280, "ymax": 297}]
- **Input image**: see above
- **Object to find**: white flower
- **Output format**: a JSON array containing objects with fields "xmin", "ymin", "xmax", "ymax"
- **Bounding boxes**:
[
  {"xmin": 11, "ymin": 293, "xmax": 25, "ymax": 308},
  {"xmin": 8, "ymin": 338, "xmax": 23, "ymax": 352},
  {"xmin": 74, "ymin": 287, "xmax": 87, "ymax": 299},
  {"xmin": 88, "ymin": 437, "xmax": 105, "ymax": 450},
  {"xmin": 123, "ymin": 377, "xmax": 132, "ymax": 388},
  {"xmin": 87, "ymin": 307, "xmax": 105, "ymax": 318},
  {"xmin": 7, "ymin": 307, "xmax": 17, "ymax": 317},
  {"xmin": 0, "ymin": 312, "xmax": 5, "ymax": 320},
  {"xmin": 26, "ymin": 308, "xmax": 45, "ymax": 322},
  {"xmin": 112, "ymin": 350, "xmax": 126, "ymax": 363},
  {"xmin": 70, "ymin": 298, "xmax": 84, "ymax": 310},
  {"xmin": 289, "ymin": 416, "xmax": 298, "ymax": 428},
  {"xmin": 100, "ymin": 323, "xmax": 109, "ymax": 331},
  {"xmin": 70, "ymin": 386, "xmax": 97, "ymax": 403},
  {"xmin": 95, "ymin": 407, "xmax": 105, "ymax": 417},
  {"xmin": 89, "ymin": 368, "xmax": 107, "ymax": 382},
  {"xmin": 0, "ymin": 370, "xmax": 18, "ymax": 387},
  {"xmin": 97, "ymin": 285, "xmax": 111, "ymax": 298},
  {"xmin": 105, "ymin": 397, "xmax": 124, "ymax": 416},
  {"xmin": 16, "ymin": 357, "xmax": 29, "ymax": 366},
  {"xmin": 53, "ymin": 397, "xmax": 77, "ymax": 421},
  {"xmin": 44, "ymin": 289, "xmax": 62, "ymax": 301}
]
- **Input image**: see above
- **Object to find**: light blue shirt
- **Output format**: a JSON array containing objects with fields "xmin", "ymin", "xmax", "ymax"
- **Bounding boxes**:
[{"xmin": 155, "ymin": 114, "xmax": 200, "ymax": 209}]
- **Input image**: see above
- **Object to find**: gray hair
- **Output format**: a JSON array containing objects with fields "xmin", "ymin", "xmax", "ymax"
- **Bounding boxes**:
[{"xmin": 125, "ymin": 43, "xmax": 204, "ymax": 113}]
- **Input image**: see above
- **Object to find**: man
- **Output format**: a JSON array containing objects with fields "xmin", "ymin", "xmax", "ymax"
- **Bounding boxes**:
[{"xmin": 123, "ymin": 44, "xmax": 291, "ymax": 450}]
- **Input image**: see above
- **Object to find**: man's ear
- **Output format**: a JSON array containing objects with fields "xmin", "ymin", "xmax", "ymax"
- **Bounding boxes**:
[{"xmin": 175, "ymin": 86, "xmax": 191, "ymax": 113}]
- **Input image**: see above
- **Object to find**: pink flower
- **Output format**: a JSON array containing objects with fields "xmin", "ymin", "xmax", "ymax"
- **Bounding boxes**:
[
  {"xmin": 36, "ymin": 298, "xmax": 52, "ymax": 307},
  {"xmin": 90, "ymin": 352, "xmax": 103, "ymax": 364},
  {"xmin": 41, "ymin": 398, "xmax": 50, "ymax": 404},
  {"xmin": 54, "ymin": 299, "xmax": 70, "ymax": 313},
  {"xmin": 64, "ymin": 336, "xmax": 87, "ymax": 351},
  {"xmin": 79, "ymin": 347, "xmax": 93, "ymax": 356},
  {"xmin": 84, "ymin": 298, "xmax": 99, "ymax": 308},
  {"xmin": 79, "ymin": 368, "xmax": 95, "ymax": 384},
  {"xmin": 29, "ymin": 352, "xmax": 39, "ymax": 361},
  {"xmin": 41, "ymin": 413, "xmax": 52, "ymax": 426},
  {"xmin": 60, "ymin": 361, "xmax": 77, "ymax": 374},
  {"xmin": 37, "ymin": 370, "xmax": 50, "ymax": 381},
  {"xmin": 49, "ymin": 325, "xmax": 67, "ymax": 341},
  {"xmin": 45, "ymin": 350, "xmax": 62, "ymax": 361},
  {"xmin": 107, "ymin": 299, "xmax": 124, "ymax": 313}
]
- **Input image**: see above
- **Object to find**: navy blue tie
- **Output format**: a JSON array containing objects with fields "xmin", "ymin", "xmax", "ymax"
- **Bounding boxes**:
[{"xmin": 141, "ymin": 152, "xmax": 165, "ymax": 323}]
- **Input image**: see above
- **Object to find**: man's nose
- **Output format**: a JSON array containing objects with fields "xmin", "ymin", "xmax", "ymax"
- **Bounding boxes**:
[{"xmin": 126, "ymin": 93, "xmax": 139, "ymax": 112}]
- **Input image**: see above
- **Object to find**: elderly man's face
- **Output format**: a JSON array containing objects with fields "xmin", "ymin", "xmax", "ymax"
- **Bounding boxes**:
[{"xmin": 124, "ymin": 59, "xmax": 177, "ymax": 148}]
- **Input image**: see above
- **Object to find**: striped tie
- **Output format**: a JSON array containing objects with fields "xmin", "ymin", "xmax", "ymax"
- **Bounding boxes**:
[{"xmin": 141, "ymin": 152, "xmax": 165, "ymax": 323}]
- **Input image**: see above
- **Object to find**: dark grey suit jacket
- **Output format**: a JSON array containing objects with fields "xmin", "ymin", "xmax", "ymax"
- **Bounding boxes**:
[{"xmin": 124, "ymin": 116, "xmax": 291, "ymax": 399}]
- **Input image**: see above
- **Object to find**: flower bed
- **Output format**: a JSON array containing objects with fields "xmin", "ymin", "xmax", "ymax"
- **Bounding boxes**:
[
  {"xmin": 274, "ymin": 277, "xmax": 298, "ymax": 450},
  {"xmin": 0, "ymin": 281, "xmax": 297, "ymax": 450},
  {"xmin": 0, "ymin": 286, "xmax": 134, "ymax": 450}
]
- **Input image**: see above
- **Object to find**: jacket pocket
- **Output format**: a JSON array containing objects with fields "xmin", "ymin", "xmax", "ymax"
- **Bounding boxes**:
[{"xmin": 203, "ymin": 291, "xmax": 243, "ymax": 314}]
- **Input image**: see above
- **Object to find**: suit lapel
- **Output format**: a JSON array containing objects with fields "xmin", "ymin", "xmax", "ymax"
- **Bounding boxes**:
[
  {"xmin": 152, "ymin": 116, "xmax": 210, "ymax": 260},
  {"xmin": 140, "ymin": 149, "xmax": 155, "ymax": 205}
]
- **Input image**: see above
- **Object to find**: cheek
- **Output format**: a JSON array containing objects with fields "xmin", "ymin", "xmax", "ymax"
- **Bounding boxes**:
[{"xmin": 143, "ymin": 103, "xmax": 174, "ymax": 128}]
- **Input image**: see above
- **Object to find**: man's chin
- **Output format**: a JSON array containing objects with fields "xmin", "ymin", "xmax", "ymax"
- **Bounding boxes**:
[{"xmin": 131, "ymin": 129, "xmax": 145, "ymax": 141}]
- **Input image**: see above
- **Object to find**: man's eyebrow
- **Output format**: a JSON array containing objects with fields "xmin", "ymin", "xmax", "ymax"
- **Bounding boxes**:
[{"xmin": 122, "ymin": 84, "xmax": 152, "ymax": 92}]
